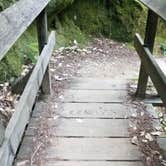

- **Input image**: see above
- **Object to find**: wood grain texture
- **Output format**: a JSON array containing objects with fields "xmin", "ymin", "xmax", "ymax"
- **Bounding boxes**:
[
  {"xmin": 43, "ymin": 161, "xmax": 143, "ymax": 166},
  {"xmin": 62, "ymin": 90, "xmax": 127, "ymax": 103},
  {"xmin": 16, "ymin": 137, "xmax": 141, "ymax": 161},
  {"xmin": 45, "ymin": 138, "xmax": 141, "ymax": 161},
  {"xmin": 25, "ymin": 118, "xmax": 130, "ymax": 137},
  {"xmin": 139, "ymin": 0, "xmax": 166, "ymax": 21},
  {"xmin": 0, "ymin": 31, "xmax": 55, "ymax": 166},
  {"xmin": 0, "ymin": 0, "xmax": 50, "ymax": 61}
]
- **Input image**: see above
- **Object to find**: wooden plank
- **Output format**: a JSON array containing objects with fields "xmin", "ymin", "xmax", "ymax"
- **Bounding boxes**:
[
  {"xmin": 0, "ymin": 0, "xmax": 50, "ymax": 60},
  {"xmin": 156, "ymin": 58, "xmax": 166, "ymax": 76},
  {"xmin": 45, "ymin": 138, "xmax": 141, "ymax": 161},
  {"xmin": 16, "ymin": 137, "xmax": 141, "ymax": 161},
  {"xmin": 57, "ymin": 103, "xmax": 132, "ymax": 119},
  {"xmin": 157, "ymin": 138, "xmax": 166, "ymax": 153},
  {"xmin": 68, "ymin": 82, "xmax": 127, "ymax": 90},
  {"xmin": 15, "ymin": 137, "xmax": 36, "ymax": 160},
  {"xmin": 67, "ymin": 77, "xmax": 127, "ymax": 90},
  {"xmin": 62, "ymin": 90, "xmax": 127, "ymax": 103},
  {"xmin": 0, "ymin": 124, "xmax": 5, "ymax": 147},
  {"xmin": 134, "ymin": 33, "xmax": 166, "ymax": 106},
  {"xmin": 32, "ymin": 102, "xmax": 53, "ymax": 118},
  {"xmin": 43, "ymin": 161, "xmax": 143, "ymax": 166},
  {"xmin": 15, "ymin": 159, "xmax": 143, "ymax": 166},
  {"xmin": 0, "ymin": 32, "xmax": 55, "ymax": 166},
  {"xmin": 25, "ymin": 118, "xmax": 129, "ymax": 137},
  {"xmin": 144, "ymin": 97, "xmax": 163, "ymax": 106},
  {"xmin": 32, "ymin": 103, "xmax": 133, "ymax": 119}
]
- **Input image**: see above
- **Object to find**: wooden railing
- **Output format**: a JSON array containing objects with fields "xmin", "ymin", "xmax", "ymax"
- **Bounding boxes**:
[
  {"xmin": 135, "ymin": 7, "xmax": 166, "ymax": 107},
  {"xmin": 0, "ymin": 0, "xmax": 55, "ymax": 165}
]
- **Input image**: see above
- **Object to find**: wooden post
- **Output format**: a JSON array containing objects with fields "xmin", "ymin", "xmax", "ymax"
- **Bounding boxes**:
[
  {"xmin": 36, "ymin": 8, "xmax": 51, "ymax": 95},
  {"xmin": 136, "ymin": 9, "xmax": 158, "ymax": 98}
]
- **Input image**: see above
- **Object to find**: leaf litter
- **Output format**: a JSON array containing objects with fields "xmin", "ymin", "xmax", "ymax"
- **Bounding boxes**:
[{"xmin": 127, "ymin": 84, "xmax": 166, "ymax": 166}]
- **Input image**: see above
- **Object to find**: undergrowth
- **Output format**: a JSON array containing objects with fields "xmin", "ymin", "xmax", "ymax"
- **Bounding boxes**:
[
  {"xmin": 55, "ymin": 16, "xmax": 89, "ymax": 48},
  {"xmin": 0, "ymin": 0, "xmax": 165, "ymax": 83},
  {"xmin": 0, "ymin": 25, "xmax": 38, "ymax": 83}
]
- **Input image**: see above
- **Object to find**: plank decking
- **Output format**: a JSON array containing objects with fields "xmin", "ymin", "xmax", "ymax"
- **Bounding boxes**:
[{"xmin": 15, "ymin": 78, "xmax": 143, "ymax": 166}]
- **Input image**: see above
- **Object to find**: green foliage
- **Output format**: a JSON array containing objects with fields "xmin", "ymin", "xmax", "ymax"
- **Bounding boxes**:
[
  {"xmin": 157, "ymin": 19, "xmax": 166, "ymax": 39},
  {"xmin": 0, "ymin": 0, "xmax": 16, "ymax": 11},
  {"xmin": 107, "ymin": 0, "xmax": 143, "ymax": 41},
  {"xmin": 48, "ymin": 0, "xmax": 74, "ymax": 15},
  {"xmin": 55, "ymin": 0, "xmax": 143, "ymax": 42},
  {"xmin": 48, "ymin": 0, "xmax": 74, "ymax": 26},
  {"xmin": 59, "ymin": 0, "xmax": 111, "ymax": 37},
  {"xmin": 0, "ymin": 26, "xmax": 38, "ymax": 83},
  {"xmin": 18, "ymin": 26, "xmax": 38, "ymax": 63},
  {"xmin": 0, "ymin": 47, "xmax": 22, "ymax": 82},
  {"xmin": 56, "ymin": 16, "xmax": 88, "ymax": 48},
  {"xmin": 0, "ymin": 1, "xmax": 39, "ymax": 83}
]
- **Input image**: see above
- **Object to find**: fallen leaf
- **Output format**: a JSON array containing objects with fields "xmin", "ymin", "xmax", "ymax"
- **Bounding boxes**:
[
  {"xmin": 131, "ymin": 136, "xmax": 138, "ymax": 145},
  {"xmin": 145, "ymin": 133, "xmax": 153, "ymax": 141}
]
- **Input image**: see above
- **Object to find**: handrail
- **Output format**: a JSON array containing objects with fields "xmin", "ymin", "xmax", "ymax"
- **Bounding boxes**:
[
  {"xmin": 0, "ymin": 0, "xmax": 50, "ymax": 61},
  {"xmin": 135, "ymin": 33, "xmax": 166, "ymax": 106},
  {"xmin": 135, "ymin": 4, "xmax": 166, "ymax": 107},
  {"xmin": 138, "ymin": 0, "xmax": 166, "ymax": 21},
  {"xmin": 0, "ymin": 32, "xmax": 55, "ymax": 165},
  {"xmin": 0, "ymin": 0, "xmax": 55, "ymax": 165}
]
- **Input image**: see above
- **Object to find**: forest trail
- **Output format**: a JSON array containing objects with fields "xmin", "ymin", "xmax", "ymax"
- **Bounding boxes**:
[{"xmin": 14, "ymin": 38, "xmax": 163, "ymax": 166}]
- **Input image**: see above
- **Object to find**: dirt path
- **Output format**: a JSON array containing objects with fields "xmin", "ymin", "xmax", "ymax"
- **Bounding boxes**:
[{"xmin": 14, "ymin": 38, "xmax": 164, "ymax": 166}]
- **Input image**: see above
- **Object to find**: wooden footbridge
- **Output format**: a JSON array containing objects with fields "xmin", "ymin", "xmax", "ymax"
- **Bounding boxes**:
[{"xmin": 0, "ymin": 0, "xmax": 165, "ymax": 166}]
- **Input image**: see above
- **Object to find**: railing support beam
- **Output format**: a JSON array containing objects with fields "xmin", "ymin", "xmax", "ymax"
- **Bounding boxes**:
[
  {"xmin": 136, "ymin": 9, "xmax": 158, "ymax": 98},
  {"xmin": 36, "ymin": 8, "xmax": 51, "ymax": 95}
]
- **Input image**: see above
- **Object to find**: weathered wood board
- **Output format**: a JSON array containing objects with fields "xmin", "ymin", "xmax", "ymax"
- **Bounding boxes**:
[
  {"xmin": 25, "ymin": 118, "xmax": 129, "ymax": 137},
  {"xmin": 17, "ymin": 137, "xmax": 141, "ymax": 161},
  {"xmin": 59, "ymin": 103, "xmax": 133, "ymax": 118},
  {"xmin": 44, "ymin": 161, "xmax": 143, "ymax": 166},
  {"xmin": 67, "ymin": 77, "xmax": 127, "ymax": 90},
  {"xmin": 62, "ymin": 90, "xmax": 127, "ymax": 103},
  {"xmin": 0, "ymin": 123, "xmax": 5, "ymax": 147},
  {"xmin": 139, "ymin": 0, "xmax": 166, "ymax": 21},
  {"xmin": 45, "ymin": 138, "xmax": 141, "ymax": 161},
  {"xmin": 15, "ymin": 77, "xmax": 143, "ymax": 165},
  {"xmin": 144, "ymin": 97, "xmax": 163, "ymax": 106},
  {"xmin": 32, "ymin": 103, "xmax": 133, "ymax": 119},
  {"xmin": 135, "ymin": 33, "xmax": 166, "ymax": 106},
  {"xmin": 0, "ymin": 0, "xmax": 50, "ymax": 60}
]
